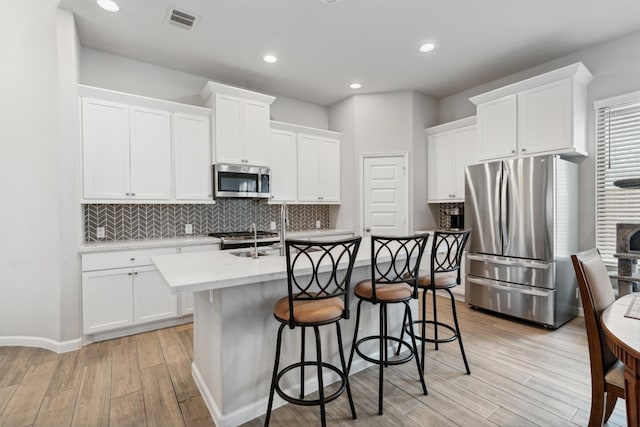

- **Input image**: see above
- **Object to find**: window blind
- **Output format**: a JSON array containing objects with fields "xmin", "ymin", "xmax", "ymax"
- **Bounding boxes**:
[{"xmin": 595, "ymin": 92, "xmax": 640, "ymax": 264}]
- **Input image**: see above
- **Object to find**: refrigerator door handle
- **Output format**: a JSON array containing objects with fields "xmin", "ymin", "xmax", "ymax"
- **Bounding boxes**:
[
  {"xmin": 500, "ymin": 164, "xmax": 509, "ymax": 253},
  {"xmin": 467, "ymin": 254, "xmax": 550, "ymax": 269},
  {"xmin": 467, "ymin": 277, "xmax": 551, "ymax": 297}
]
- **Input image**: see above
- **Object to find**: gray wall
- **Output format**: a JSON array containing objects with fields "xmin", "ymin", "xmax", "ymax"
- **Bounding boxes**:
[
  {"xmin": 80, "ymin": 48, "xmax": 329, "ymax": 129},
  {"xmin": 437, "ymin": 31, "xmax": 640, "ymax": 251},
  {"xmin": 328, "ymin": 91, "xmax": 439, "ymax": 234}
]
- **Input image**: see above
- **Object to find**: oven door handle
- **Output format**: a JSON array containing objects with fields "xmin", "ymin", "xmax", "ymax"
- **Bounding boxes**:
[
  {"xmin": 467, "ymin": 254, "xmax": 549, "ymax": 270},
  {"xmin": 466, "ymin": 277, "xmax": 551, "ymax": 297}
]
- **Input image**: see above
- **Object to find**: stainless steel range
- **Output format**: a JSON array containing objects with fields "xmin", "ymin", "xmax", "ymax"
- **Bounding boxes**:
[{"xmin": 208, "ymin": 231, "xmax": 279, "ymax": 250}]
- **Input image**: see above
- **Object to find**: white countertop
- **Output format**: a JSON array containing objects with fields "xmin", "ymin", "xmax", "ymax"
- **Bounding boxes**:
[
  {"xmin": 78, "ymin": 228, "xmax": 354, "ymax": 253},
  {"xmin": 152, "ymin": 237, "xmax": 431, "ymax": 294}
]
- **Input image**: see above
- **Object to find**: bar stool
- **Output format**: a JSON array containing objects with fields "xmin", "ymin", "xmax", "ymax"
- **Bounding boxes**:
[
  {"xmin": 400, "ymin": 229, "xmax": 471, "ymax": 374},
  {"xmin": 265, "ymin": 237, "xmax": 362, "ymax": 427},
  {"xmin": 347, "ymin": 233, "xmax": 430, "ymax": 415}
]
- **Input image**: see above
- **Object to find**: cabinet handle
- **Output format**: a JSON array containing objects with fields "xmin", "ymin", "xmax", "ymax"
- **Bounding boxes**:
[
  {"xmin": 125, "ymin": 192, "xmax": 130, "ymax": 196},
  {"xmin": 131, "ymin": 193, "xmax": 136, "ymax": 196},
  {"xmin": 521, "ymin": 148, "xmax": 526, "ymax": 152},
  {"xmin": 128, "ymin": 272, "xmax": 132, "ymax": 276},
  {"xmin": 318, "ymin": 196, "xmax": 324, "ymax": 200},
  {"xmin": 134, "ymin": 272, "xmax": 138, "ymax": 275},
  {"xmin": 130, "ymin": 258, "xmax": 135, "ymax": 261},
  {"xmin": 511, "ymin": 150, "xmax": 516, "ymax": 154}
]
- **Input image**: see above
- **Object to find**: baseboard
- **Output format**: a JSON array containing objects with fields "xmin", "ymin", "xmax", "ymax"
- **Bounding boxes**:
[
  {"xmin": 83, "ymin": 316, "xmax": 193, "ymax": 344},
  {"xmin": 0, "ymin": 336, "xmax": 81, "ymax": 353}
]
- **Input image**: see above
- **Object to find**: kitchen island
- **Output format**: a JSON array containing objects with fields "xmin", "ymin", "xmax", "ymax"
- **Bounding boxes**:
[{"xmin": 152, "ymin": 239, "xmax": 417, "ymax": 427}]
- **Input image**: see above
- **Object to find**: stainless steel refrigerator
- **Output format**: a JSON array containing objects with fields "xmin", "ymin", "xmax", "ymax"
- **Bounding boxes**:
[{"xmin": 464, "ymin": 155, "xmax": 579, "ymax": 328}]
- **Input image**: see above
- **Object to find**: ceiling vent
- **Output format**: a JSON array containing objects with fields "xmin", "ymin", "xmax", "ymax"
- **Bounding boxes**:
[{"xmin": 166, "ymin": 7, "xmax": 199, "ymax": 31}]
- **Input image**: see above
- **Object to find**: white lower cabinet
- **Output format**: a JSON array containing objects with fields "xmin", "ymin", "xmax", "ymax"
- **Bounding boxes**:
[
  {"xmin": 133, "ymin": 266, "xmax": 178, "ymax": 324},
  {"xmin": 82, "ymin": 268, "xmax": 135, "ymax": 334}
]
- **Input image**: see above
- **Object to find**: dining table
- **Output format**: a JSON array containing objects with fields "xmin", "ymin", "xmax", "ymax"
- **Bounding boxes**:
[{"xmin": 601, "ymin": 293, "xmax": 640, "ymax": 427}]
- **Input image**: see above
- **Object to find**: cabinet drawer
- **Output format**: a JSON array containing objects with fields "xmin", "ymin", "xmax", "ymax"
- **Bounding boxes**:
[{"xmin": 82, "ymin": 247, "xmax": 177, "ymax": 271}]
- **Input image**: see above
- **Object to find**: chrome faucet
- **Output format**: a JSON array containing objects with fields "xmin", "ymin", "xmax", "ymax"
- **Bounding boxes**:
[
  {"xmin": 279, "ymin": 203, "xmax": 288, "ymax": 256},
  {"xmin": 249, "ymin": 223, "xmax": 258, "ymax": 259}
]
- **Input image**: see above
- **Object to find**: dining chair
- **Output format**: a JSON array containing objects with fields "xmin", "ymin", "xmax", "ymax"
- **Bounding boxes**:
[
  {"xmin": 571, "ymin": 249, "xmax": 625, "ymax": 427},
  {"xmin": 265, "ymin": 237, "xmax": 362, "ymax": 427}
]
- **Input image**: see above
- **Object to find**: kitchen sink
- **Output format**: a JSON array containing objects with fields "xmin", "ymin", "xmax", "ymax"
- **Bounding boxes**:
[{"xmin": 230, "ymin": 249, "xmax": 279, "ymax": 258}]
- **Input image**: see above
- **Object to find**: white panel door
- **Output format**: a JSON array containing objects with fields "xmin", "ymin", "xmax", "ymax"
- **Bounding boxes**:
[
  {"xmin": 363, "ymin": 156, "xmax": 407, "ymax": 237},
  {"xmin": 317, "ymin": 138, "xmax": 340, "ymax": 202},
  {"xmin": 269, "ymin": 129, "xmax": 298, "ymax": 202},
  {"xmin": 129, "ymin": 106, "xmax": 172, "ymax": 200},
  {"xmin": 82, "ymin": 268, "xmax": 134, "ymax": 334},
  {"xmin": 243, "ymin": 100, "xmax": 270, "ymax": 166},
  {"xmin": 81, "ymin": 98, "xmax": 130, "ymax": 199},
  {"xmin": 518, "ymin": 78, "xmax": 572, "ymax": 155},
  {"xmin": 297, "ymin": 134, "xmax": 320, "ymax": 202},
  {"xmin": 427, "ymin": 131, "xmax": 455, "ymax": 202},
  {"xmin": 174, "ymin": 113, "xmax": 212, "ymax": 200},
  {"xmin": 453, "ymin": 126, "xmax": 479, "ymax": 199},
  {"xmin": 133, "ymin": 266, "xmax": 178, "ymax": 324},
  {"xmin": 478, "ymin": 94, "xmax": 518, "ymax": 160},
  {"xmin": 215, "ymin": 94, "xmax": 243, "ymax": 164}
]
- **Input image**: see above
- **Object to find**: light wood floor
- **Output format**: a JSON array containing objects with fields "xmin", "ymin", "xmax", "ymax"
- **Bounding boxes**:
[{"xmin": 0, "ymin": 298, "xmax": 627, "ymax": 427}]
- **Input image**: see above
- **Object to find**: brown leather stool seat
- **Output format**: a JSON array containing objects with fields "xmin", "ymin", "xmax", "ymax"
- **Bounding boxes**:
[
  {"xmin": 417, "ymin": 272, "xmax": 457, "ymax": 289},
  {"xmin": 354, "ymin": 279, "xmax": 413, "ymax": 302},
  {"xmin": 273, "ymin": 295, "xmax": 344, "ymax": 324},
  {"xmin": 265, "ymin": 237, "xmax": 362, "ymax": 427}
]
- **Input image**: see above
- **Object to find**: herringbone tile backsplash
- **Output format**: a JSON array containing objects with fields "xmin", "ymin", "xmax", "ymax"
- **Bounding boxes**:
[
  {"xmin": 84, "ymin": 201, "xmax": 331, "ymax": 242},
  {"xmin": 438, "ymin": 202, "xmax": 464, "ymax": 229}
]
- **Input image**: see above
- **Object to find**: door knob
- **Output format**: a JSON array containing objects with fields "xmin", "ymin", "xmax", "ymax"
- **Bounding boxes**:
[{"xmin": 365, "ymin": 227, "xmax": 371, "ymax": 232}]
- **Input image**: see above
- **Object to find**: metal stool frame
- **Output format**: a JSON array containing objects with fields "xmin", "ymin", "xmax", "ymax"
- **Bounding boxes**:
[
  {"xmin": 265, "ymin": 236, "xmax": 362, "ymax": 427},
  {"xmin": 399, "ymin": 229, "xmax": 471, "ymax": 374},
  {"xmin": 347, "ymin": 234, "xmax": 430, "ymax": 415}
]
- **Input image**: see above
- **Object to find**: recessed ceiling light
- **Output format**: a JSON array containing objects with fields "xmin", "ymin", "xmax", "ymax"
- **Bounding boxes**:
[
  {"xmin": 350, "ymin": 83, "xmax": 362, "ymax": 90},
  {"xmin": 320, "ymin": 0, "xmax": 340, "ymax": 4},
  {"xmin": 96, "ymin": 0, "xmax": 119, "ymax": 12},
  {"xmin": 419, "ymin": 43, "xmax": 436, "ymax": 53},
  {"xmin": 263, "ymin": 55, "xmax": 278, "ymax": 64}
]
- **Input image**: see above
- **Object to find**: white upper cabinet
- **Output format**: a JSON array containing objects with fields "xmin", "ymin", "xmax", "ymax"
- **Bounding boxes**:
[
  {"xmin": 79, "ymin": 85, "xmax": 212, "ymax": 203},
  {"xmin": 298, "ymin": 134, "xmax": 341, "ymax": 203},
  {"xmin": 269, "ymin": 121, "xmax": 341, "ymax": 204},
  {"xmin": 129, "ymin": 106, "xmax": 172, "ymax": 200},
  {"xmin": 173, "ymin": 113, "xmax": 212, "ymax": 201},
  {"xmin": 427, "ymin": 117, "xmax": 478, "ymax": 203},
  {"xmin": 82, "ymin": 98, "xmax": 130, "ymax": 200},
  {"xmin": 269, "ymin": 128, "xmax": 298, "ymax": 202},
  {"xmin": 470, "ymin": 63, "xmax": 593, "ymax": 161},
  {"xmin": 201, "ymin": 82, "xmax": 275, "ymax": 167}
]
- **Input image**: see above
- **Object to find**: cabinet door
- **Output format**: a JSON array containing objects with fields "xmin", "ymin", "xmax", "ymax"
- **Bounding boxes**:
[
  {"xmin": 133, "ymin": 266, "xmax": 178, "ymax": 324},
  {"xmin": 452, "ymin": 126, "xmax": 479, "ymax": 200},
  {"xmin": 427, "ymin": 132, "xmax": 455, "ymax": 202},
  {"xmin": 269, "ymin": 129, "xmax": 298, "ymax": 202},
  {"xmin": 129, "ymin": 106, "xmax": 172, "ymax": 200},
  {"xmin": 477, "ymin": 94, "xmax": 518, "ymax": 161},
  {"xmin": 518, "ymin": 78, "xmax": 572, "ymax": 155},
  {"xmin": 243, "ymin": 100, "xmax": 270, "ymax": 166},
  {"xmin": 317, "ymin": 138, "xmax": 340, "ymax": 202},
  {"xmin": 215, "ymin": 94, "xmax": 243, "ymax": 164},
  {"xmin": 297, "ymin": 134, "xmax": 320, "ymax": 202},
  {"xmin": 82, "ymin": 268, "xmax": 134, "ymax": 334},
  {"xmin": 174, "ymin": 113, "xmax": 212, "ymax": 200},
  {"xmin": 81, "ymin": 98, "xmax": 130, "ymax": 199}
]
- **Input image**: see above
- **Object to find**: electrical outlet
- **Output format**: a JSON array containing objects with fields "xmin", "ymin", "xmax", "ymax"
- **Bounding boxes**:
[
  {"xmin": 316, "ymin": 220, "xmax": 321, "ymax": 229},
  {"xmin": 185, "ymin": 224, "xmax": 193, "ymax": 234},
  {"xmin": 270, "ymin": 221, "xmax": 277, "ymax": 230},
  {"xmin": 96, "ymin": 226, "xmax": 105, "ymax": 239}
]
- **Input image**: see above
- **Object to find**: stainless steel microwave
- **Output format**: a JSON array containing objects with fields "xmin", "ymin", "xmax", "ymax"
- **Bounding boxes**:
[{"xmin": 213, "ymin": 164, "xmax": 270, "ymax": 199}]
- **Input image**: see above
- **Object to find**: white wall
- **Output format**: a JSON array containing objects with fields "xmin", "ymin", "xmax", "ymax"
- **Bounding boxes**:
[
  {"xmin": 80, "ymin": 48, "xmax": 329, "ymax": 128},
  {"xmin": 0, "ymin": 0, "xmax": 64, "ymax": 343},
  {"xmin": 437, "ymin": 31, "xmax": 640, "ymax": 250}
]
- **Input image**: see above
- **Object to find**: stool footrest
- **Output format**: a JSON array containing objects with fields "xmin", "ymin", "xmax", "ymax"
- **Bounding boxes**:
[
  {"xmin": 406, "ymin": 320, "xmax": 459, "ymax": 344},
  {"xmin": 275, "ymin": 361, "xmax": 347, "ymax": 406},
  {"xmin": 354, "ymin": 335, "xmax": 414, "ymax": 366}
]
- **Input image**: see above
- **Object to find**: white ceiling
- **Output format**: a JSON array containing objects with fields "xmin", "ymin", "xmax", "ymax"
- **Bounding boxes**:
[{"xmin": 59, "ymin": 0, "xmax": 640, "ymax": 106}]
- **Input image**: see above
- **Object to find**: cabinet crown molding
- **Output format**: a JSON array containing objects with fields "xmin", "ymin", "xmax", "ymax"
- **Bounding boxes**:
[
  {"xmin": 200, "ymin": 81, "xmax": 276, "ymax": 105},
  {"xmin": 77, "ymin": 84, "xmax": 211, "ymax": 116},
  {"xmin": 425, "ymin": 116, "xmax": 476, "ymax": 135},
  {"xmin": 469, "ymin": 62, "xmax": 593, "ymax": 106},
  {"xmin": 271, "ymin": 120, "xmax": 341, "ymax": 139}
]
